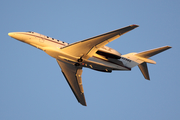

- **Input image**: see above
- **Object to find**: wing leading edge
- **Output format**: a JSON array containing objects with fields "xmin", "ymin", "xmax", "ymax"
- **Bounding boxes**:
[
  {"xmin": 56, "ymin": 59, "xmax": 87, "ymax": 106},
  {"xmin": 61, "ymin": 24, "xmax": 139, "ymax": 60}
]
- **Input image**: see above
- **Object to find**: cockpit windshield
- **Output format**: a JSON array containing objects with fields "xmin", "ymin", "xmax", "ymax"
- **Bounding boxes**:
[{"xmin": 27, "ymin": 31, "xmax": 34, "ymax": 33}]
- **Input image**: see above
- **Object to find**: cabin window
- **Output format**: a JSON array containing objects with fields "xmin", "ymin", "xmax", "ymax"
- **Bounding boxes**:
[
  {"xmin": 47, "ymin": 36, "xmax": 49, "ymax": 38},
  {"xmin": 57, "ymin": 40, "xmax": 59, "ymax": 42},
  {"xmin": 52, "ymin": 38, "xmax": 54, "ymax": 40}
]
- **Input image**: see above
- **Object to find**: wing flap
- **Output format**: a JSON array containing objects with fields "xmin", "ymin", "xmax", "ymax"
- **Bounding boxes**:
[{"xmin": 56, "ymin": 59, "xmax": 87, "ymax": 106}]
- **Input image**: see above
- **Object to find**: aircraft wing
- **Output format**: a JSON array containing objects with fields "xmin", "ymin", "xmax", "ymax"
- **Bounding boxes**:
[
  {"xmin": 56, "ymin": 59, "xmax": 87, "ymax": 106},
  {"xmin": 61, "ymin": 24, "xmax": 139, "ymax": 60}
]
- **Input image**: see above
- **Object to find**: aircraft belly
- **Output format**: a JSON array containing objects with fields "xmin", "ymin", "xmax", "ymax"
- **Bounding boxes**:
[
  {"xmin": 56, "ymin": 56, "xmax": 130, "ymax": 72},
  {"xmin": 86, "ymin": 57, "xmax": 130, "ymax": 71}
]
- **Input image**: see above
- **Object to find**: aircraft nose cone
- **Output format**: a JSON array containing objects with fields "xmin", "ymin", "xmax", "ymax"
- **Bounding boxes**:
[{"xmin": 8, "ymin": 32, "xmax": 15, "ymax": 37}]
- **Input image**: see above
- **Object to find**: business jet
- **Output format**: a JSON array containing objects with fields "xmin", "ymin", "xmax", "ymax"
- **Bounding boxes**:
[{"xmin": 8, "ymin": 25, "xmax": 171, "ymax": 106}]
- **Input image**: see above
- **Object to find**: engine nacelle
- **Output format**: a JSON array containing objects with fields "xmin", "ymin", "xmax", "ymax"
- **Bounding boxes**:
[{"xmin": 96, "ymin": 46, "xmax": 121, "ymax": 59}]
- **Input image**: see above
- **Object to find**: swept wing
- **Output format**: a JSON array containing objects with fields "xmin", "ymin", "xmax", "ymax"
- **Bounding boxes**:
[
  {"xmin": 61, "ymin": 25, "xmax": 139, "ymax": 60},
  {"xmin": 57, "ymin": 59, "xmax": 86, "ymax": 106}
]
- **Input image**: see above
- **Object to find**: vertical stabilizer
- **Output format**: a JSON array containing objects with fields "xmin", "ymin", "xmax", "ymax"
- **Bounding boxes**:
[{"xmin": 138, "ymin": 62, "xmax": 150, "ymax": 80}]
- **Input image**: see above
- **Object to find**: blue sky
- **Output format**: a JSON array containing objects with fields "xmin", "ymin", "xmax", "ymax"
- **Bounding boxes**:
[{"xmin": 1, "ymin": 0, "xmax": 180, "ymax": 119}]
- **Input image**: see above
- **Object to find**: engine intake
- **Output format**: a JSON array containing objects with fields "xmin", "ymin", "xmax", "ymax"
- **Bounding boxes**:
[
  {"xmin": 96, "ymin": 46, "xmax": 121, "ymax": 59},
  {"xmin": 96, "ymin": 50, "xmax": 121, "ymax": 59}
]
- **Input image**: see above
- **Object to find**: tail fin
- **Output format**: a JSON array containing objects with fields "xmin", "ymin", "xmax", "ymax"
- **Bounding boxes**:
[
  {"xmin": 136, "ymin": 46, "xmax": 171, "ymax": 80},
  {"xmin": 122, "ymin": 46, "xmax": 171, "ymax": 80},
  {"xmin": 138, "ymin": 62, "xmax": 150, "ymax": 80}
]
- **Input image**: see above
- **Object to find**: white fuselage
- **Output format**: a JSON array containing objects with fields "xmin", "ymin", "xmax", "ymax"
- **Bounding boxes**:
[
  {"xmin": 8, "ymin": 25, "xmax": 171, "ymax": 106},
  {"xmin": 8, "ymin": 31, "xmax": 137, "ymax": 72}
]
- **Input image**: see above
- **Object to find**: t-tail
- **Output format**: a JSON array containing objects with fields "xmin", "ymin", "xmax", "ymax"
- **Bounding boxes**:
[{"xmin": 121, "ymin": 46, "xmax": 172, "ymax": 80}]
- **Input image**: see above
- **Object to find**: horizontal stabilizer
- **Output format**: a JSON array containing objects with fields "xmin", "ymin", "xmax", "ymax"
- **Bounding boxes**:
[
  {"xmin": 136, "ymin": 46, "xmax": 171, "ymax": 58},
  {"xmin": 138, "ymin": 62, "xmax": 150, "ymax": 80},
  {"xmin": 135, "ymin": 56, "xmax": 156, "ymax": 64}
]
